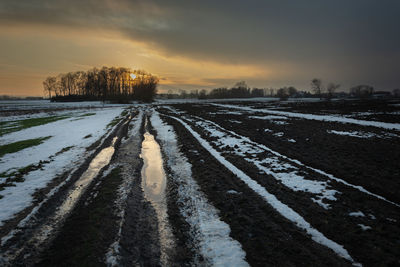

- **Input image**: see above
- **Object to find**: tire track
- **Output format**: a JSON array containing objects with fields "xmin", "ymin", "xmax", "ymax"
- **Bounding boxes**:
[{"xmin": 168, "ymin": 114, "xmax": 359, "ymax": 265}]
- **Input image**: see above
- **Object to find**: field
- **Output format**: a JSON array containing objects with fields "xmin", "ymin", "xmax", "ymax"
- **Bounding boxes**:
[{"xmin": 0, "ymin": 99, "xmax": 399, "ymax": 266}]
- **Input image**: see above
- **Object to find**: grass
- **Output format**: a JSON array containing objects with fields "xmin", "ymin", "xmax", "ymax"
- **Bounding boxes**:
[
  {"xmin": 0, "ymin": 145, "xmax": 72, "ymax": 197},
  {"xmin": 0, "ymin": 116, "xmax": 69, "ymax": 137},
  {"xmin": 0, "ymin": 136, "xmax": 52, "ymax": 158},
  {"xmin": 0, "ymin": 161, "xmax": 50, "ymax": 196},
  {"xmin": 106, "ymin": 118, "xmax": 121, "ymax": 128},
  {"xmin": 78, "ymin": 113, "xmax": 96, "ymax": 117},
  {"xmin": 106, "ymin": 109, "xmax": 130, "ymax": 129},
  {"xmin": 54, "ymin": 146, "xmax": 74, "ymax": 156}
]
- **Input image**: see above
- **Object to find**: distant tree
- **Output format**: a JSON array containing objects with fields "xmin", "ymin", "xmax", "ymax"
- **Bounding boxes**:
[
  {"xmin": 180, "ymin": 89, "xmax": 188, "ymax": 98},
  {"xmin": 251, "ymin": 88, "xmax": 264, "ymax": 97},
  {"xmin": 326, "ymin": 83, "xmax": 340, "ymax": 100},
  {"xmin": 268, "ymin": 88, "xmax": 275, "ymax": 97},
  {"xmin": 46, "ymin": 67, "xmax": 158, "ymax": 102},
  {"xmin": 199, "ymin": 89, "xmax": 207, "ymax": 99},
  {"xmin": 311, "ymin": 78, "xmax": 323, "ymax": 98},
  {"xmin": 350, "ymin": 85, "xmax": 374, "ymax": 99},
  {"xmin": 287, "ymin": 86, "xmax": 297, "ymax": 97},
  {"xmin": 234, "ymin": 81, "xmax": 248, "ymax": 89},
  {"xmin": 277, "ymin": 87, "xmax": 289, "ymax": 100},
  {"xmin": 392, "ymin": 88, "xmax": 400, "ymax": 98},
  {"xmin": 43, "ymin": 76, "xmax": 57, "ymax": 99}
]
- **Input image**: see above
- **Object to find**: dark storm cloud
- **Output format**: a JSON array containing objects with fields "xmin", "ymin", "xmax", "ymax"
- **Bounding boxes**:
[{"xmin": 1, "ymin": 0, "xmax": 400, "ymax": 88}]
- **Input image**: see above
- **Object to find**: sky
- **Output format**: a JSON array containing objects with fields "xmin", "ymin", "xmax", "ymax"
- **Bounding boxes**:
[{"xmin": 0, "ymin": 0, "xmax": 399, "ymax": 96}]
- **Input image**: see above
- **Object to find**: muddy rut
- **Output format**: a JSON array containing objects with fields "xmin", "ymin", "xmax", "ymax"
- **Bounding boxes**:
[{"xmin": 0, "ymin": 105, "xmax": 398, "ymax": 266}]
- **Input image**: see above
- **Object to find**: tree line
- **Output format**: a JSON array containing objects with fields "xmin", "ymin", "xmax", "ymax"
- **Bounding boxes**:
[
  {"xmin": 161, "ymin": 79, "xmax": 399, "ymax": 100},
  {"xmin": 43, "ymin": 67, "xmax": 158, "ymax": 102}
]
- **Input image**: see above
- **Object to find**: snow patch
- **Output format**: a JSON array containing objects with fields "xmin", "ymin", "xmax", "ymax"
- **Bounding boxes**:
[
  {"xmin": 214, "ymin": 103, "xmax": 400, "ymax": 131},
  {"xmin": 358, "ymin": 224, "xmax": 371, "ymax": 231},
  {"xmin": 151, "ymin": 111, "xmax": 248, "ymax": 266},
  {"xmin": 170, "ymin": 115, "xmax": 358, "ymax": 265},
  {"xmin": 349, "ymin": 211, "xmax": 365, "ymax": 217}
]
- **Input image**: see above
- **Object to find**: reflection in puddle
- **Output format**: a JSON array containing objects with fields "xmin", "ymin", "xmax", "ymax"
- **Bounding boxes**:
[
  {"xmin": 141, "ymin": 133, "xmax": 166, "ymax": 202},
  {"xmin": 141, "ymin": 129, "xmax": 175, "ymax": 266},
  {"xmin": 36, "ymin": 137, "xmax": 118, "ymax": 243}
]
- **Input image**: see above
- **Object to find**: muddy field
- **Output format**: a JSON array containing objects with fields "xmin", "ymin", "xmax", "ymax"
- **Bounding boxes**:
[{"xmin": 0, "ymin": 99, "xmax": 399, "ymax": 266}]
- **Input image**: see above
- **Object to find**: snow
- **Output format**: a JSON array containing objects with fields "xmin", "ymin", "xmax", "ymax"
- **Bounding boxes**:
[
  {"xmin": 249, "ymin": 115, "xmax": 288, "ymax": 120},
  {"xmin": 358, "ymin": 224, "xmax": 371, "ymax": 231},
  {"xmin": 288, "ymin": 139, "xmax": 296, "ymax": 143},
  {"xmin": 273, "ymin": 132, "xmax": 284, "ymax": 137},
  {"xmin": 151, "ymin": 111, "xmax": 248, "ymax": 266},
  {"xmin": 248, "ymin": 115, "xmax": 288, "ymax": 125},
  {"xmin": 327, "ymin": 130, "xmax": 377, "ymax": 139},
  {"xmin": 170, "ymin": 115, "xmax": 358, "ymax": 264},
  {"xmin": 188, "ymin": 116, "xmax": 338, "ymax": 209},
  {"xmin": 349, "ymin": 211, "xmax": 365, "ymax": 217},
  {"xmin": 182, "ymin": 112, "xmax": 399, "ymax": 208},
  {"xmin": 0, "ymin": 107, "xmax": 124, "ymax": 225},
  {"xmin": 106, "ymin": 109, "xmax": 143, "ymax": 266},
  {"xmin": 214, "ymin": 103, "xmax": 400, "ymax": 131},
  {"xmin": 327, "ymin": 130, "xmax": 398, "ymax": 139}
]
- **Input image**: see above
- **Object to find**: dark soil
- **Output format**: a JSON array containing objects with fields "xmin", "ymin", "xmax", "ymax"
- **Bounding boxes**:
[
  {"xmin": 160, "ymin": 114, "xmax": 352, "ymax": 266},
  {"xmin": 244, "ymin": 99, "xmax": 400, "ymax": 123},
  {"xmin": 169, "ymin": 102, "xmax": 400, "ymax": 204},
  {"xmin": 0, "ymin": 110, "xmax": 133, "ymax": 266},
  {"xmin": 158, "ymin": 108, "xmax": 400, "ymax": 266}
]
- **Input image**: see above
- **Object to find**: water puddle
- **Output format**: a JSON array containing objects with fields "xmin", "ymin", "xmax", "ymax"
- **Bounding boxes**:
[
  {"xmin": 141, "ymin": 120, "xmax": 175, "ymax": 266},
  {"xmin": 34, "ymin": 137, "xmax": 117, "ymax": 243}
]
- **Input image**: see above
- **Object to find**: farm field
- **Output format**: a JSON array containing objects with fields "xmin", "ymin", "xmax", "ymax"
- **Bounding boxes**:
[{"xmin": 0, "ymin": 99, "xmax": 399, "ymax": 266}]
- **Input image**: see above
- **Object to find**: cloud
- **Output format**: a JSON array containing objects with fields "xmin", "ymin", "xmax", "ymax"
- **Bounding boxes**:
[{"xmin": 1, "ymin": 0, "xmax": 400, "ymax": 90}]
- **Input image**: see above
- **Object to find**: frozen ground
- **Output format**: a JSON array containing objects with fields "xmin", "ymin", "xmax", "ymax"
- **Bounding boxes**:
[
  {"xmin": 0, "ymin": 106, "xmax": 124, "ymax": 225},
  {"xmin": 0, "ymin": 99, "xmax": 399, "ymax": 266}
]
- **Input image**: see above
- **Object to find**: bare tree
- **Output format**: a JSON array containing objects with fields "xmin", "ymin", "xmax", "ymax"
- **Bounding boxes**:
[
  {"xmin": 326, "ymin": 83, "xmax": 340, "ymax": 100},
  {"xmin": 311, "ymin": 78, "xmax": 323, "ymax": 98},
  {"xmin": 43, "ymin": 76, "xmax": 57, "ymax": 98}
]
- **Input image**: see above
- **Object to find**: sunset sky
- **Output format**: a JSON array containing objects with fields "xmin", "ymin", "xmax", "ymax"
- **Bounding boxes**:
[{"xmin": 1, "ymin": 0, "xmax": 399, "ymax": 96}]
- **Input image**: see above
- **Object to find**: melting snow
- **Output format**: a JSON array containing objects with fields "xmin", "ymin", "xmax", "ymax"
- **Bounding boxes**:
[
  {"xmin": 151, "ymin": 111, "xmax": 248, "ymax": 266},
  {"xmin": 0, "ymin": 107, "xmax": 124, "ymax": 225},
  {"xmin": 213, "ymin": 103, "xmax": 400, "ymax": 131},
  {"xmin": 358, "ymin": 224, "xmax": 371, "ymax": 231},
  {"xmin": 171, "ymin": 115, "xmax": 358, "ymax": 265},
  {"xmin": 190, "ymin": 117, "xmax": 338, "ymax": 209},
  {"xmin": 349, "ymin": 211, "xmax": 365, "ymax": 217}
]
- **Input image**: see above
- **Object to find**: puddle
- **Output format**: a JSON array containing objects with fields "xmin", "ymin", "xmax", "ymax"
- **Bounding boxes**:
[
  {"xmin": 56, "ymin": 136, "xmax": 118, "ymax": 217},
  {"xmin": 33, "ymin": 137, "xmax": 117, "ymax": 244},
  {"xmin": 1, "ymin": 136, "xmax": 119, "ymax": 263},
  {"xmin": 141, "ymin": 121, "xmax": 175, "ymax": 266}
]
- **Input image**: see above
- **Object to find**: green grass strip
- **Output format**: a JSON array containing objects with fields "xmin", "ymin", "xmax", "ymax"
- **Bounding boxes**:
[
  {"xmin": 0, "ymin": 136, "xmax": 52, "ymax": 157},
  {"xmin": 0, "ymin": 116, "xmax": 69, "ymax": 137}
]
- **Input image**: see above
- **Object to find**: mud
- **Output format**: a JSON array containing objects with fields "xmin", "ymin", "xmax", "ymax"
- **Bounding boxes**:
[
  {"xmin": 158, "ymin": 103, "xmax": 400, "ymax": 266},
  {"xmin": 2, "ymin": 101, "xmax": 399, "ymax": 266},
  {"xmin": 160, "ymin": 114, "xmax": 351, "ymax": 266},
  {"xmin": 141, "ymin": 125, "xmax": 176, "ymax": 266},
  {"xmin": 0, "ymin": 110, "xmax": 134, "ymax": 266}
]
